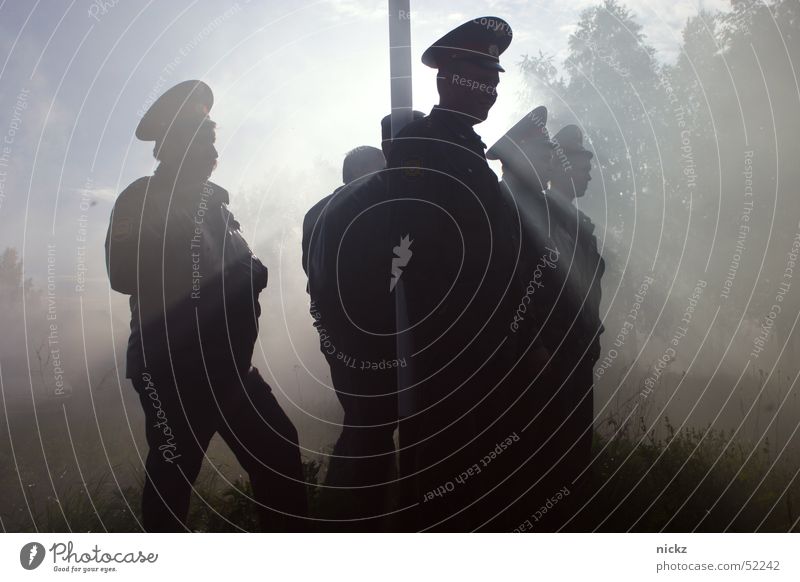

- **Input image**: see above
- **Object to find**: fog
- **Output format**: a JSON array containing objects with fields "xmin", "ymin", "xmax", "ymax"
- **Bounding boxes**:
[{"xmin": 1, "ymin": 0, "xmax": 799, "ymax": 530}]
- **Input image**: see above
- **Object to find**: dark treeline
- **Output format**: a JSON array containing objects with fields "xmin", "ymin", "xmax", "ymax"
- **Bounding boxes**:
[{"xmin": 516, "ymin": 0, "xmax": 800, "ymax": 439}]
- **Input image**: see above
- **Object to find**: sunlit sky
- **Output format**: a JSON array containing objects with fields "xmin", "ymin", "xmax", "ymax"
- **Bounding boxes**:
[{"xmin": 0, "ymin": 0, "xmax": 730, "ymax": 275}]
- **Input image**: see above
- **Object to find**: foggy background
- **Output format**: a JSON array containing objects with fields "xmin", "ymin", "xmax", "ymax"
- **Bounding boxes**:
[{"xmin": 1, "ymin": 0, "xmax": 799, "ymax": 530}]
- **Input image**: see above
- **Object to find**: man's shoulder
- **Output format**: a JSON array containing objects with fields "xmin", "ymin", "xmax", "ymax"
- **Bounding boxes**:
[
  {"xmin": 545, "ymin": 190, "xmax": 579, "ymax": 224},
  {"xmin": 106, "ymin": 178, "xmax": 151, "ymax": 254},
  {"xmin": 304, "ymin": 191, "xmax": 336, "ymax": 225},
  {"xmin": 396, "ymin": 115, "xmax": 436, "ymax": 137},
  {"xmin": 302, "ymin": 191, "xmax": 337, "ymax": 258},
  {"xmin": 205, "ymin": 180, "xmax": 230, "ymax": 204},
  {"xmin": 116, "ymin": 176, "xmax": 150, "ymax": 200},
  {"xmin": 329, "ymin": 175, "xmax": 384, "ymax": 212},
  {"xmin": 503, "ymin": 179, "xmax": 547, "ymax": 207},
  {"xmin": 394, "ymin": 114, "xmax": 456, "ymax": 144},
  {"xmin": 388, "ymin": 117, "xmax": 456, "ymax": 170},
  {"xmin": 112, "ymin": 177, "xmax": 152, "ymax": 216}
]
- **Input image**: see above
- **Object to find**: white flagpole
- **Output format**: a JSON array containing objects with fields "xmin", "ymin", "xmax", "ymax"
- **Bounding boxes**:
[
  {"xmin": 388, "ymin": 0, "xmax": 418, "ymax": 498},
  {"xmin": 388, "ymin": 0, "xmax": 413, "ymax": 414},
  {"xmin": 388, "ymin": 0, "xmax": 412, "ymax": 136}
]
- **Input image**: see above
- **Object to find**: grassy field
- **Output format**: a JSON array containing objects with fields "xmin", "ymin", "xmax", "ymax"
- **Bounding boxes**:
[{"xmin": 2, "ymin": 404, "xmax": 797, "ymax": 532}]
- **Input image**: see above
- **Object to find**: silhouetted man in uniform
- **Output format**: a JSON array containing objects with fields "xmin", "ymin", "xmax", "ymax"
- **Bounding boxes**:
[
  {"xmin": 488, "ymin": 106, "xmax": 555, "ymax": 362},
  {"xmin": 302, "ymin": 144, "xmax": 395, "ymax": 529},
  {"xmin": 106, "ymin": 80, "xmax": 307, "ymax": 531},
  {"xmin": 538, "ymin": 124, "xmax": 603, "ymax": 530},
  {"xmin": 302, "ymin": 145, "xmax": 386, "ymax": 280},
  {"xmin": 302, "ymin": 114, "xmax": 428, "ymax": 531},
  {"xmin": 488, "ymin": 105, "xmax": 554, "ymax": 217},
  {"xmin": 487, "ymin": 118, "xmax": 604, "ymax": 530},
  {"xmin": 483, "ymin": 105, "xmax": 578, "ymax": 530},
  {"xmin": 488, "ymin": 105, "xmax": 558, "ymax": 355},
  {"xmin": 385, "ymin": 17, "xmax": 539, "ymax": 531}
]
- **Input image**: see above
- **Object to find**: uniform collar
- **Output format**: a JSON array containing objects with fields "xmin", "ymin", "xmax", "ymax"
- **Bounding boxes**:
[
  {"xmin": 502, "ymin": 171, "xmax": 544, "ymax": 198},
  {"xmin": 152, "ymin": 164, "xmax": 228, "ymax": 205},
  {"xmin": 429, "ymin": 105, "xmax": 487, "ymax": 152},
  {"xmin": 547, "ymin": 187, "xmax": 596, "ymax": 235}
]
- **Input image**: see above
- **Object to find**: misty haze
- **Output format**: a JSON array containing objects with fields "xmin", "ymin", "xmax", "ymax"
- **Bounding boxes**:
[{"xmin": 0, "ymin": 0, "xmax": 799, "ymax": 532}]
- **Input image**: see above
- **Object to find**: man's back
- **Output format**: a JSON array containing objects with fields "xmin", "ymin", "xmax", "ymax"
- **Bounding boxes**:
[
  {"xmin": 304, "ymin": 176, "xmax": 396, "ymax": 359},
  {"xmin": 386, "ymin": 108, "xmax": 524, "ymax": 385}
]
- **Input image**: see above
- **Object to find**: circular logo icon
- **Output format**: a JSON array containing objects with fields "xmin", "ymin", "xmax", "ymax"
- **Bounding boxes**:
[
  {"xmin": 20, "ymin": 542, "xmax": 46, "ymax": 570},
  {"xmin": 401, "ymin": 157, "xmax": 425, "ymax": 180}
]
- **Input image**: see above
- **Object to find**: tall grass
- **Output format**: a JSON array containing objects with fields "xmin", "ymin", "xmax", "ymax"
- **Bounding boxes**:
[{"xmin": 3, "ymin": 419, "xmax": 796, "ymax": 532}]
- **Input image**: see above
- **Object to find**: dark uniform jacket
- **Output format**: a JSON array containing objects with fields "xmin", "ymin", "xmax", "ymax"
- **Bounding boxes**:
[
  {"xmin": 301, "ymin": 188, "xmax": 339, "ymax": 286},
  {"xmin": 105, "ymin": 166, "xmax": 268, "ymax": 379},
  {"xmin": 544, "ymin": 187, "xmax": 605, "ymax": 366},
  {"xmin": 385, "ymin": 105, "xmax": 532, "ymax": 440},
  {"xmin": 501, "ymin": 172, "xmax": 605, "ymax": 368},
  {"xmin": 302, "ymin": 176, "xmax": 397, "ymax": 367}
]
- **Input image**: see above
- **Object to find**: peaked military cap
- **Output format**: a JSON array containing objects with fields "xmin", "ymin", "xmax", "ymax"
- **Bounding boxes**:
[
  {"xmin": 486, "ymin": 105, "xmax": 552, "ymax": 160},
  {"xmin": 422, "ymin": 17, "xmax": 512, "ymax": 72},
  {"xmin": 136, "ymin": 80, "xmax": 213, "ymax": 141},
  {"xmin": 552, "ymin": 124, "xmax": 593, "ymax": 159}
]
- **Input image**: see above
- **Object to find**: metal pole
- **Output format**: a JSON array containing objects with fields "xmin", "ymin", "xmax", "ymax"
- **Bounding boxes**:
[
  {"xmin": 388, "ymin": 0, "xmax": 413, "ymax": 412},
  {"xmin": 388, "ymin": 0, "xmax": 412, "ymax": 137},
  {"xmin": 388, "ymin": 0, "xmax": 418, "ymax": 508}
]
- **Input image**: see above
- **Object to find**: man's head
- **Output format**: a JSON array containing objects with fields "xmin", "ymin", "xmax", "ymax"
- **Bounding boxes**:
[
  {"xmin": 136, "ymin": 80, "xmax": 218, "ymax": 180},
  {"xmin": 488, "ymin": 106, "xmax": 554, "ymax": 192},
  {"xmin": 550, "ymin": 125, "xmax": 593, "ymax": 201},
  {"xmin": 342, "ymin": 146, "xmax": 385, "ymax": 184},
  {"xmin": 421, "ymin": 17, "xmax": 512, "ymax": 125},
  {"xmin": 153, "ymin": 117, "xmax": 218, "ymax": 180},
  {"xmin": 436, "ymin": 59, "xmax": 500, "ymax": 124}
]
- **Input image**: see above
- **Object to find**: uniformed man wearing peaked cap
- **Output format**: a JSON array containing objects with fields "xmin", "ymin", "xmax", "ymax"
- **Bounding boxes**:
[
  {"xmin": 421, "ymin": 16, "xmax": 513, "ymax": 71},
  {"xmin": 488, "ymin": 105, "xmax": 554, "ymax": 193},
  {"xmin": 300, "ymin": 143, "xmax": 392, "ymax": 531},
  {"xmin": 551, "ymin": 123, "xmax": 594, "ymax": 204},
  {"xmin": 552, "ymin": 124, "xmax": 593, "ymax": 158},
  {"xmin": 505, "ymin": 122, "xmax": 603, "ymax": 532},
  {"xmin": 491, "ymin": 106, "xmax": 556, "ymax": 356},
  {"xmin": 384, "ymin": 17, "xmax": 540, "ymax": 531},
  {"xmin": 546, "ymin": 123, "xmax": 601, "ymax": 374},
  {"xmin": 475, "ymin": 104, "xmax": 577, "ymax": 531},
  {"xmin": 105, "ymin": 80, "xmax": 308, "ymax": 531},
  {"xmin": 488, "ymin": 105, "xmax": 550, "ymax": 152},
  {"xmin": 134, "ymin": 79, "xmax": 213, "ymax": 141}
]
